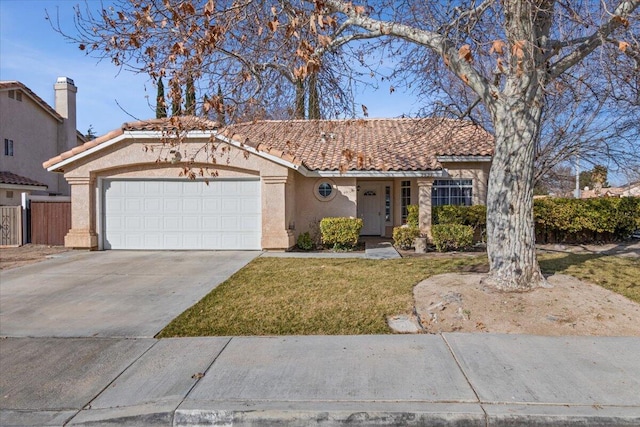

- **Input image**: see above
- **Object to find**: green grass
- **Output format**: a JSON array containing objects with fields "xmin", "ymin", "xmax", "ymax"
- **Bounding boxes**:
[
  {"xmin": 158, "ymin": 253, "xmax": 640, "ymax": 337},
  {"xmin": 158, "ymin": 256, "xmax": 486, "ymax": 337},
  {"xmin": 539, "ymin": 253, "xmax": 640, "ymax": 303}
]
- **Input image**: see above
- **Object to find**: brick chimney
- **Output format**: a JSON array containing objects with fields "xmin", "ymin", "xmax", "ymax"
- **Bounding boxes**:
[{"xmin": 54, "ymin": 77, "xmax": 78, "ymax": 152}]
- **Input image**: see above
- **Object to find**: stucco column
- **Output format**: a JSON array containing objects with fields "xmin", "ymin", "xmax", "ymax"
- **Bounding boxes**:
[
  {"xmin": 261, "ymin": 175, "xmax": 295, "ymax": 250},
  {"xmin": 64, "ymin": 176, "xmax": 98, "ymax": 249},
  {"xmin": 417, "ymin": 178, "xmax": 435, "ymax": 240}
]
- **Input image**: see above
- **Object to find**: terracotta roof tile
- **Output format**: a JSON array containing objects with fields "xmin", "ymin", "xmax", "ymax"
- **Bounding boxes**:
[
  {"xmin": 223, "ymin": 118, "xmax": 493, "ymax": 171},
  {"xmin": 44, "ymin": 117, "xmax": 493, "ymax": 172},
  {"xmin": 43, "ymin": 116, "xmax": 219, "ymax": 169},
  {"xmin": 0, "ymin": 171, "xmax": 47, "ymax": 188}
]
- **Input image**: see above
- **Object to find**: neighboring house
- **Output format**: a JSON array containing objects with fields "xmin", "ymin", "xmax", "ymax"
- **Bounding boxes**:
[
  {"xmin": 621, "ymin": 181, "xmax": 640, "ymax": 197},
  {"xmin": 43, "ymin": 116, "xmax": 493, "ymax": 250},
  {"xmin": 0, "ymin": 77, "xmax": 85, "ymax": 205},
  {"xmin": 580, "ymin": 183, "xmax": 640, "ymax": 199}
]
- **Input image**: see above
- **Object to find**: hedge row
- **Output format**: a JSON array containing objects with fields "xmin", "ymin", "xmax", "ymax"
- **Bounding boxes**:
[
  {"xmin": 432, "ymin": 197, "xmax": 640, "ymax": 244},
  {"xmin": 534, "ymin": 197, "xmax": 640, "ymax": 243}
]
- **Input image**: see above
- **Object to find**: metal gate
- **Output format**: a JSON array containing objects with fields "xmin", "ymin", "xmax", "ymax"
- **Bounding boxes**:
[{"xmin": 0, "ymin": 206, "xmax": 22, "ymax": 247}]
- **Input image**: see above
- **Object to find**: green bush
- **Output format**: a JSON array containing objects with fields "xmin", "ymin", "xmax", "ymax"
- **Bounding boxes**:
[
  {"xmin": 534, "ymin": 197, "xmax": 640, "ymax": 243},
  {"xmin": 392, "ymin": 226, "xmax": 421, "ymax": 250},
  {"xmin": 431, "ymin": 224, "xmax": 473, "ymax": 252},
  {"xmin": 319, "ymin": 217, "xmax": 363, "ymax": 250},
  {"xmin": 296, "ymin": 232, "xmax": 314, "ymax": 251},
  {"xmin": 432, "ymin": 205, "xmax": 487, "ymax": 242},
  {"xmin": 406, "ymin": 204, "xmax": 419, "ymax": 228}
]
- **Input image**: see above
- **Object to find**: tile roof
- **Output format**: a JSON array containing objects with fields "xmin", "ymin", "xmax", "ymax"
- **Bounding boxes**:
[
  {"xmin": 43, "ymin": 116, "xmax": 220, "ymax": 169},
  {"xmin": 44, "ymin": 117, "xmax": 493, "ymax": 172},
  {"xmin": 0, "ymin": 171, "xmax": 47, "ymax": 188},
  {"xmin": 0, "ymin": 81, "xmax": 63, "ymax": 122},
  {"xmin": 221, "ymin": 118, "xmax": 493, "ymax": 171}
]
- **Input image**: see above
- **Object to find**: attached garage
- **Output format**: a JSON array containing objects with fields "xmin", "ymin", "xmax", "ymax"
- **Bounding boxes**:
[{"xmin": 102, "ymin": 178, "xmax": 261, "ymax": 250}]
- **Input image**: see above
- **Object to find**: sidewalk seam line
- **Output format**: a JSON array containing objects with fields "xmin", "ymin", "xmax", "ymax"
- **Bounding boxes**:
[
  {"xmin": 173, "ymin": 336, "xmax": 234, "ymax": 422},
  {"xmin": 440, "ymin": 333, "xmax": 488, "ymax": 427},
  {"xmin": 62, "ymin": 338, "xmax": 160, "ymax": 426}
]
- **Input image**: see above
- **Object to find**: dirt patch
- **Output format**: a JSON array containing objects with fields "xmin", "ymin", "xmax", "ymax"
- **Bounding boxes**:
[
  {"xmin": 414, "ymin": 273, "xmax": 640, "ymax": 336},
  {"xmin": 0, "ymin": 244, "xmax": 71, "ymax": 270}
]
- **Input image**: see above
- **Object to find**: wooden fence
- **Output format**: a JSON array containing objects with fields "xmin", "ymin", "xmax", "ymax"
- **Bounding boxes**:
[
  {"xmin": 30, "ymin": 201, "xmax": 71, "ymax": 246},
  {"xmin": 0, "ymin": 206, "xmax": 22, "ymax": 247}
]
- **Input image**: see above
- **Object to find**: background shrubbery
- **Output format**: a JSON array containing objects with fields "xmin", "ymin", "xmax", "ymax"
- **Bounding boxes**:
[
  {"xmin": 534, "ymin": 197, "xmax": 640, "ymax": 243},
  {"xmin": 431, "ymin": 197, "xmax": 640, "ymax": 245}
]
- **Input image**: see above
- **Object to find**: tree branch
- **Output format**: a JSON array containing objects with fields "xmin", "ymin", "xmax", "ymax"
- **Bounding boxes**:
[
  {"xmin": 548, "ymin": 0, "xmax": 640, "ymax": 79},
  {"xmin": 322, "ymin": 0, "xmax": 498, "ymax": 109}
]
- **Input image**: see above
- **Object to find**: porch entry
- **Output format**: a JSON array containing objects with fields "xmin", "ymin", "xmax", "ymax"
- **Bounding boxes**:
[{"xmin": 357, "ymin": 181, "xmax": 392, "ymax": 236}]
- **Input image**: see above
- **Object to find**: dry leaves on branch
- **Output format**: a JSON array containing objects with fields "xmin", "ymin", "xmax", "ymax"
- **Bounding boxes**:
[{"xmin": 458, "ymin": 44, "xmax": 473, "ymax": 63}]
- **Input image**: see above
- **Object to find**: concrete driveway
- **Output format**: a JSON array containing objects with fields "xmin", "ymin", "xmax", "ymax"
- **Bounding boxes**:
[{"xmin": 0, "ymin": 250, "xmax": 260, "ymax": 338}]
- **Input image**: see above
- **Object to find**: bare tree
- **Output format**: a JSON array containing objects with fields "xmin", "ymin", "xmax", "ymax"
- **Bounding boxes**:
[
  {"xmin": 50, "ymin": 0, "xmax": 640, "ymax": 291},
  {"xmin": 48, "ymin": 0, "xmax": 359, "ymax": 121},
  {"xmin": 315, "ymin": 0, "xmax": 639, "ymax": 290}
]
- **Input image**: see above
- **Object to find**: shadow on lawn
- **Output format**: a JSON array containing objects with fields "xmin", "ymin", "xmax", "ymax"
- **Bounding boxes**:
[{"xmin": 538, "ymin": 252, "xmax": 604, "ymax": 276}]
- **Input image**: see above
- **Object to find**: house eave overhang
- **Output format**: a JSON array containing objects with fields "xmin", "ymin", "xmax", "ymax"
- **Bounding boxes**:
[
  {"xmin": 305, "ymin": 170, "xmax": 449, "ymax": 178},
  {"xmin": 436, "ymin": 155, "xmax": 492, "ymax": 163},
  {"xmin": 0, "ymin": 183, "xmax": 48, "ymax": 192},
  {"xmin": 47, "ymin": 133, "xmax": 130, "ymax": 172}
]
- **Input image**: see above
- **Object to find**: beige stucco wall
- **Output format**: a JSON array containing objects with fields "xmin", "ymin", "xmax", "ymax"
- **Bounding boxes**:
[
  {"xmin": 62, "ymin": 136, "xmax": 296, "ymax": 250},
  {"xmin": 292, "ymin": 176, "xmax": 357, "ymax": 238},
  {"xmin": 0, "ymin": 90, "xmax": 66, "ymax": 199}
]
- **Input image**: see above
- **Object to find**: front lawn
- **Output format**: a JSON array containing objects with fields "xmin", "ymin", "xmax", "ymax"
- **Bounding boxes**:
[
  {"xmin": 158, "ymin": 256, "xmax": 486, "ymax": 336},
  {"xmin": 158, "ymin": 253, "xmax": 639, "ymax": 337}
]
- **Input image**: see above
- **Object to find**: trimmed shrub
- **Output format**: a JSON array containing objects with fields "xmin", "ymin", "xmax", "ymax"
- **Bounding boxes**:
[
  {"xmin": 320, "ymin": 217, "xmax": 363, "ymax": 250},
  {"xmin": 296, "ymin": 232, "xmax": 314, "ymax": 251},
  {"xmin": 432, "ymin": 224, "xmax": 473, "ymax": 252},
  {"xmin": 406, "ymin": 204, "xmax": 420, "ymax": 228},
  {"xmin": 393, "ymin": 225, "xmax": 421, "ymax": 250},
  {"xmin": 432, "ymin": 205, "xmax": 487, "ymax": 242},
  {"xmin": 534, "ymin": 197, "xmax": 640, "ymax": 243}
]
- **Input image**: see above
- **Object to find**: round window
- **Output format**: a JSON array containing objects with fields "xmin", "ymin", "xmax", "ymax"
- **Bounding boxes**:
[{"xmin": 318, "ymin": 182, "xmax": 333, "ymax": 198}]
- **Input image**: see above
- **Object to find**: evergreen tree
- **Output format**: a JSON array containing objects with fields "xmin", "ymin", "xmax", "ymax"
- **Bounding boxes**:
[
  {"xmin": 185, "ymin": 74, "xmax": 196, "ymax": 115},
  {"xmin": 155, "ymin": 77, "xmax": 167, "ymax": 119},
  {"xmin": 171, "ymin": 79, "xmax": 182, "ymax": 117},
  {"xmin": 216, "ymin": 84, "xmax": 226, "ymax": 125}
]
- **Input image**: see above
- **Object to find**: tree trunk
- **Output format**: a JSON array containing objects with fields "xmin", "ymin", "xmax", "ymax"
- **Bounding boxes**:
[{"xmin": 482, "ymin": 97, "xmax": 550, "ymax": 291}]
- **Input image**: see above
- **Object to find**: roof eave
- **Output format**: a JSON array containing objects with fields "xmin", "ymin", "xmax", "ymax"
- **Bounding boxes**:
[
  {"xmin": 307, "ymin": 170, "xmax": 449, "ymax": 178},
  {"xmin": 436, "ymin": 155, "xmax": 492, "ymax": 162},
  {"xmin": 0, "ymin": 183, "xmax": 48, "ymax": 191}
]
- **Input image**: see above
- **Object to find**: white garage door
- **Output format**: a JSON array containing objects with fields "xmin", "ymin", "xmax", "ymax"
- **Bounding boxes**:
[{"xmin": 102, "ymin": 179, "xmax": 261, "ymax": 250}]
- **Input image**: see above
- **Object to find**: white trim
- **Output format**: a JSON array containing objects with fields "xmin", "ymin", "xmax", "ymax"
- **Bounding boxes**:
[
  {"xmin": 0, "ymin": 183, "xmax": 48, "ymax": 191},
  {"xmin": 97, "ymin": 178, "xmax": 104, "ymax": 251},
  {"xmin": 305, "ymin": 170, "xmax": 449, "ymax": 178},
  {"xmin": 47, "ymin": 133, "xmax": 128, "ymax": 172},
  {"xmin": 214, "ymin": 132, "xmax": 303, "ymax": 172},
  {"xmin": 436, "ymin": 155, "xmax": 492, "ymax": 162}
]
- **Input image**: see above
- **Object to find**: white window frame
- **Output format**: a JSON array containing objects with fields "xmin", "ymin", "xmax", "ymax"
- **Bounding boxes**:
[{"xmin": 431, "ymin": 179, "xmax": 473, "ymax": 206}]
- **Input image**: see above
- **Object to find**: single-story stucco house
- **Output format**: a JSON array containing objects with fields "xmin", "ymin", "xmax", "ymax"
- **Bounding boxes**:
[{"xmin": 43, "ymin": 116, "xmax": 493, "ymax": 250}]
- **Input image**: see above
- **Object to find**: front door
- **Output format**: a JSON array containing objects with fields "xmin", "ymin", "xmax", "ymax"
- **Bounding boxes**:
[{"xmin": 358, "ymin": 183, "xmax": 382, "ymax": 235}]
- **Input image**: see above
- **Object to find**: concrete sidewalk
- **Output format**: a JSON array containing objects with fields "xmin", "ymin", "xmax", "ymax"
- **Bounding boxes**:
[{"xmin": 1, "ymin": 334, "xmax": 639, "ymax": 426}]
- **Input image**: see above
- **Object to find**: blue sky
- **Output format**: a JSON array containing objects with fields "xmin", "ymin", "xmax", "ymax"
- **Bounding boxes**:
[{"xmin": 0, "ymin": 0, "xmax": 419, "ymax": 137}]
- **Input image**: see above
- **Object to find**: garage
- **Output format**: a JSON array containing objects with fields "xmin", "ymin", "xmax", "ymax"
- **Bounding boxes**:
[{"xmin": 102, "ymin": 178, "xmax": 261, "ymax": 250}]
